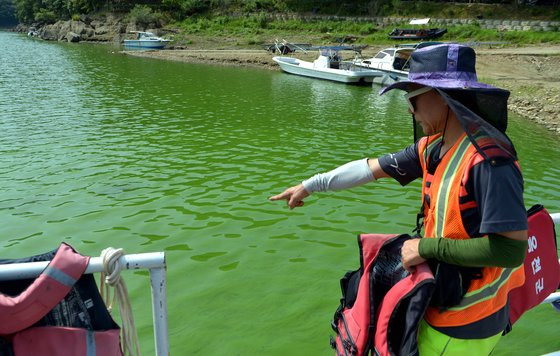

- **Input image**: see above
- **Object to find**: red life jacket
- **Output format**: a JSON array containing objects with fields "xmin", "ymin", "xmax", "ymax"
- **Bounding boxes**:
[
  {"xmin": 507, "ymin": 205, "xmax": 560, "ymax": 326},
  {"xmin": 12, "ymin": 327, "xmax": 121, "ymax": 355},
  {"xmin": 330, "ymin": 233, "xmax": 435, "ymax": 356},
  {"xmin": 0, "ymin": 243, "xmax": 122, "ymax": 356},
  {"xmin": 0, "ymin": 243, "xmax": 89, "ymax": 335}
]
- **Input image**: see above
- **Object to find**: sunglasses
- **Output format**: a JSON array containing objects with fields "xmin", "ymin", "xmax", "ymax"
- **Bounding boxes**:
[{"xmin": 404, "ymin": 87, "xmax": 433, "ymax": 112}]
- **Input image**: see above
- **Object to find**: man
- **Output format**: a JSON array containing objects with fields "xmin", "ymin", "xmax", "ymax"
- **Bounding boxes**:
[{"xmin": 270, "ymin": 44, "xmax": 528, "ymax": 355}]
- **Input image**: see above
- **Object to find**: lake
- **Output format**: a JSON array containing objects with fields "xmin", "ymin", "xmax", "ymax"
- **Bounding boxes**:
[{"xmin": 1, "ymin": 31, "xmax": 559, "ymax": 354}]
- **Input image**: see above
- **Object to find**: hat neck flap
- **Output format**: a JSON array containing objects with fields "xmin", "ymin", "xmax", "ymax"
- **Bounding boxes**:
[{"xmin": 436, "ymin": 89, "xmax": 517, "ymax": 161}]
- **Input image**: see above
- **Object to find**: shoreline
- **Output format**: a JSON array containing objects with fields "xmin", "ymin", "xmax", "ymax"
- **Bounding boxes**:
[
  {"xmin": 122, "ymin": 49, "xmax": 281, "ymax": 70},
  {"xmin": 122, "ymin": 46, "xmax": 560, "ymax": 136}
]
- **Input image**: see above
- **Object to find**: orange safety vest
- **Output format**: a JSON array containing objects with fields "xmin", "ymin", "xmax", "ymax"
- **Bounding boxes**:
[{"xmin": 417, "ymin": 133, "xmax": 525, "ymax": 328}]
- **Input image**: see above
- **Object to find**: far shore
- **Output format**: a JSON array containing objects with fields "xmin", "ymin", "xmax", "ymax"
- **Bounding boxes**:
[{"xmin": 122, "ymin": 44, "xmax": 560, "ymax": 136}]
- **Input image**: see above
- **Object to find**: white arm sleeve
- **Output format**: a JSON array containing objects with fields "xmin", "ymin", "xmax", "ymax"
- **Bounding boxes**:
[{"xmin": 301, "ymin": 158, "xmax": 376, "ymax": 193}]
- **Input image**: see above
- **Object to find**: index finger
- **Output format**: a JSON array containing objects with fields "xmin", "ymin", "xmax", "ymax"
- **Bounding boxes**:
[{"xmin": 269, "ymin": 190, "xmax": 289, "ymax": 201}]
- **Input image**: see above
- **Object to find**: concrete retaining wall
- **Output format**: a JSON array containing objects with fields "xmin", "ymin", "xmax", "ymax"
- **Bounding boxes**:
[{"xmin": 266, "ymin": 14, "xmax": 559, "ymax": 32}]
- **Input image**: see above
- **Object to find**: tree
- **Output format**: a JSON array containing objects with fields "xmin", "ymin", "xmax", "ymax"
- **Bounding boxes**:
[
  {"xmin": 0, "ymin": 0, "xmax": 17, "ymax": 27},
  {"xmin": 14, "ymin": 0, "xmax": 38, "ymax": 24},
  {"xmin": 13, "ymin": 0, "xmax": 112, "ymax": 24}
]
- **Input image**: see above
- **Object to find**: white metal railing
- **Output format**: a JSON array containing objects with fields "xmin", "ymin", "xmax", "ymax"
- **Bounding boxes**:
[
  {"xmin": 0, "ymin": 214, "xmax": 558, "ymax": 355},
  {"xmin": 0, "ymin": 252, "xmax": 169, "ymax": 356},
  {"xmin": 543, "ymin": 290, "xmax": 560, "ymax": 304}
]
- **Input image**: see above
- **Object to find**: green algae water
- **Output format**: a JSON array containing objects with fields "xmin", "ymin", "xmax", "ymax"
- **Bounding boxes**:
[{"xmin": 1, "ymin": 31, "xmax": 559, "ymax": 355}]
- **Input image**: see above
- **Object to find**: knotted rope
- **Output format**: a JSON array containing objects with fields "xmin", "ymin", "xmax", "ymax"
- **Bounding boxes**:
[{"xmin": 100, "ymin": 247, "xmax": 141, "ymax": 356}]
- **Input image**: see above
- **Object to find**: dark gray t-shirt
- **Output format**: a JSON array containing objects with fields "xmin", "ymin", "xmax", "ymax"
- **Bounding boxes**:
[{"xmin": 378, "ymin": 140, "xmax": 528, "ymax": 236}]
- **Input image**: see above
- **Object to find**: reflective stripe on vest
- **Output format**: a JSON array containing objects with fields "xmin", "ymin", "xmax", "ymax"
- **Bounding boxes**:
[
  {"xmin": 44, "ymin": 265, "xmax": 78, "ymax": 287},
  {"xmin": 425, "ymin": 136, "xmax": 443, "ymax": 164},
  {"xmin": 447, "ymin": 267, "xmax": 517, "ymax": 311},
  {"xmin": 0, "ymin": 243, "xmax": 89, "ymax": 335},
  {"xmin": 418, "ymin": 135, "xmax": 443, "ymax": 171},
  {"xmin": 87, "ymin": 330, "xmax": 96, "ymax": 356},
  {"xmin": 417, "ymin": 134, "xmax": 525, "ymax": 327},
  {"xmin": 433, "ymin": 135, "xmax": 471, "ymax": 238}
]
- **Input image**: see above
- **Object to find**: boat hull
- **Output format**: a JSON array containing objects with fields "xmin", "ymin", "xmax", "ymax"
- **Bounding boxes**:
[
  {"xmin": 123, "ymin": 40, "xmax": 169, "ymax": 49},
  {"xmin": 273, "ymin": 56, "xmax": 382, "ymax": 84},
  {"xmin": 388, "ymin": 28, "xmax": 447, "ymax": 40},
  {"xmin": 352, "ymin": 63, "xmax": 408, "ymax": 87},
  {"xmin": 372, "ymin": 72, "xmax": 407, "ymax": 86}
]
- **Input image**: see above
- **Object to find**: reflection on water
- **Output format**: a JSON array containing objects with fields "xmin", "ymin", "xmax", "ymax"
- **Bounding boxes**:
[{"xmin": 1, "ymin": 31, "xmax": 559, "ymax": 355}]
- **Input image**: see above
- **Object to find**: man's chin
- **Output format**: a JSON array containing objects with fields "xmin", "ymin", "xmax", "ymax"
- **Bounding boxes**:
[{"xmin": 419, "ymin": 125, "xmax": 431, "ymax": 135}]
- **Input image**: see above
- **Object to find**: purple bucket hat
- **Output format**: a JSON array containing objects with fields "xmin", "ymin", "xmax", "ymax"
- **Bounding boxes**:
[
  {"xmin": 379, "ymin": 43, "xmax": 517, "ymax": 160},
  {"xmin": 380, "ymin": 43, "xmax": 505, "ymax": 94}
]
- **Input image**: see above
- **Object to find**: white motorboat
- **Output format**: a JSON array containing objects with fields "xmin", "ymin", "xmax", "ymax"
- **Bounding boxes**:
[
  {"xmin": 273, "ymin": 46, "xmax": 383, "ymax": 84},
  {"xmin": 27, "ymin": 27, "xmax": 39, "ymax": 37},
  {"xmin": 353, "ymin": 42, "xmax": 442, "ymax": 86},
  {"xmin": 353, "ymin": 47, "xmax": 411, "ymax": 86},
  {"xmin": 123, "ymin": 31, "xmax": 171, "ymax": 49}
]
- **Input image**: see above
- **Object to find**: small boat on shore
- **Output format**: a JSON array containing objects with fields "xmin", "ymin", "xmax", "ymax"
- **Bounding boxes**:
[
  {"xmin": 27, "ymin": 27, "xmax": 39, "ymax": 37},
  {"xmin": 388, "ymin": 18, "xmax": 447, "ymax": 41},
  {"xmin": 123, "ymin": 31, "xmax": 171, "ymax": 49},
  {"xmin": 388, "ymin": 28, "xmax": 447, "ymax": 41},
  {"xmin": 353, "ymin": 42, "xmax": 442, "ymax": 86},
  {"xmin": 273, "ymin": 46, "xmax": 383, "ymax": 84}
]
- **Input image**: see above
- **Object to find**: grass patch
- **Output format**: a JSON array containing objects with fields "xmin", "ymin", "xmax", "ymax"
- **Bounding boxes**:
[{"xmin": 174, "ymin": 15, "xmax": 560, "ymax": 47}]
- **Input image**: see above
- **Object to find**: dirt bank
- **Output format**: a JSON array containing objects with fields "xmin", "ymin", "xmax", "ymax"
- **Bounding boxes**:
[
  {"xmin": 123, "ymin": 45, "xmax": 560, "ymax": 135},
  {"xmin": 476, "ymin": 46, "xmax": 560, "ymax": 135}
]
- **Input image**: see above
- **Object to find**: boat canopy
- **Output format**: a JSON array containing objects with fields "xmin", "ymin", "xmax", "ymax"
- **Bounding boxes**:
[
  {"xmin": 313, "ymin": 45, "xmax": 361, "ymax": 51},
  {"xmin": 409, "ymin": 18, "xmax": 430, "ymax": 25},
  {"xmin": 311, "ymin": 45, "xmax": 367, "ymax": 56}
]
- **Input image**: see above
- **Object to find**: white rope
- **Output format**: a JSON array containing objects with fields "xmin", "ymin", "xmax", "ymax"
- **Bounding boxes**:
[{"xmin": 100, "ymin": 247, "xmax": 141, "ymax": 356}]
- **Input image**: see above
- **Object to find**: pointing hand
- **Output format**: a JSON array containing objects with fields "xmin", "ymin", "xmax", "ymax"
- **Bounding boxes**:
[{"xmin": 269, "ymin": 184, "xmax": 310, "ymax": 209}]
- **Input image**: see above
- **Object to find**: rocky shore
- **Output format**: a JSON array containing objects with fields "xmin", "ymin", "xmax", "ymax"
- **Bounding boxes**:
[
  {"xmin": 15, "ymin": 14, "xmax": 164, "ymax": 43},
  {"xmin": 507, "ymin": 88, "xmax": 560, "ymax": 134}
]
